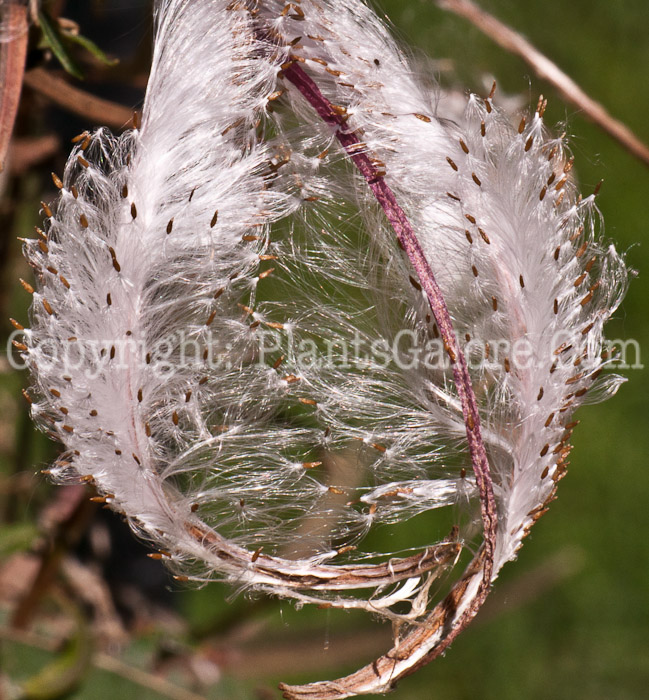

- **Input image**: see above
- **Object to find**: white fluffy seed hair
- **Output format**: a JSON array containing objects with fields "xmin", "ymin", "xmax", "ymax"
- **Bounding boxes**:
[
  {"xmin": 22, "ymin": 0, "xmax": 463, "ymax": 601},
  {"xmin": 262, "ymin": 0, "xmax": 628, "ymax": 569},
  {"xmin": 21, "ymin": 0, "xmax": 629, "ymax": 698},
  {"xmin": 250, "ymin": 1, "xmax": 627, "ymax": 697},
  {"xmin": 21, "ymin": 0, "xmax": 313, "ymax": 579}
]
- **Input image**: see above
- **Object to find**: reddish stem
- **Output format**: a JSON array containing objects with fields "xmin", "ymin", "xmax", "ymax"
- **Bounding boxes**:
[
  {"xmin": 281, "ymin": 58, "xmax": 497, "ymax": 661},
  {"xmin": 0, "ymin": 2, "xmax": 29, "ymax": 172}
]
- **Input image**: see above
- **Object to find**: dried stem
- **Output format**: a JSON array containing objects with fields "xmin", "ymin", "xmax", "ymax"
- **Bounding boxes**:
[
  {"xmin": 277, "ymin": 61, "xmax": 497, "ymax": 699},
  {"xmin": 10, "ymin": 486, "xmax": 95, "ymax": 629},
  {"xmin": 184, "ymin": 521, "xmax": 461, "ymax": 591},
  {"xmin": 435, "ymin": 0, "xmax": 649, "ymax": 167},
  {"xmin": 0, "ymin": 1, "xmax": 29, "ymax": 172},
  {"xmin": 23, "ymin": 67, "xmax": 133, "ymax": 129}
]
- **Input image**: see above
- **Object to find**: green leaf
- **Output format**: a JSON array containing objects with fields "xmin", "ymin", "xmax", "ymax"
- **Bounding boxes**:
[
  {"xmin": 62, "ymin": 31, "xmax": 119, "ymax": 68},
  {"xmin": 37, "ymin": 9, "xmax": 84, "ymax": 80},
  {"xmin": 19, "ymin": 608, "xmax": 92, "ymax": 700}
]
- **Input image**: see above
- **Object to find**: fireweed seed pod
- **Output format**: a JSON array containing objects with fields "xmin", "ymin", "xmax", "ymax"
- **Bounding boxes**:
[{"xmin": 20, "ymin": 1, "xmax": 630, "ymax": 699}]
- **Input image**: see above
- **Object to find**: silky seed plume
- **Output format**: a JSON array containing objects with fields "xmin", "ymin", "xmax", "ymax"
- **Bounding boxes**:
[{"xmin": 20, "ymin": 2, "xmax": 629, "ymax": 699}]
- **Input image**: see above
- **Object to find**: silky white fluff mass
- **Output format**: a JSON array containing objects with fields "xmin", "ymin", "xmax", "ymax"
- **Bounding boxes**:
[
  {"xmin": 22, "ymin": 0, "xmax": 309, "ymax": 578},
  {"xmin": 20, "ymin": 1, "xmax": 629, "ymax": 699},
  {"xmin": 258, "ymin": 2, "xmax": 627, "ymax": 696}
]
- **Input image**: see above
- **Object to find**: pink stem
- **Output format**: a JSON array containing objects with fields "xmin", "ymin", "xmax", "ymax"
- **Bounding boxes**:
[{"xmin": 282, "ymin": 58, "xmax": 497, "ymax": 615}]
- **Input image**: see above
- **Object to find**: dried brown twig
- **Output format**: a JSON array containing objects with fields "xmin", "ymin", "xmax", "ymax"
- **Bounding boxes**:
[
  {"xmin": 23, "ymin": 67, "xmax": 134, "ymax": 129},
  {"xmin": 0, "ymin": 1, "xmax": 29, "ymax": 172},
  {"xmin": 435, "ymin": 0, "xmax": 649, "ymax": 167}
]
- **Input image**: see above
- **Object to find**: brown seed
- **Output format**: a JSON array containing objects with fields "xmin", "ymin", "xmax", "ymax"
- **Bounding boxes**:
[
  {"xmin": 580, "ymin": 291, "xmax": 594, "ymax": 306},
  {"xmin": 446, "ymin": 156, "xmax": 458, "ymax": 171},
  {"xmin": 108, "ymin": 246, "xmax": 121, "ymax": 272}
]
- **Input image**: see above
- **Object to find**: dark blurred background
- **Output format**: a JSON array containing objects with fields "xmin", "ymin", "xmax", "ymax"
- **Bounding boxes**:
[{"xmin": 1, "ymin": 1, "xmax": 647, "ymax": 698}]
